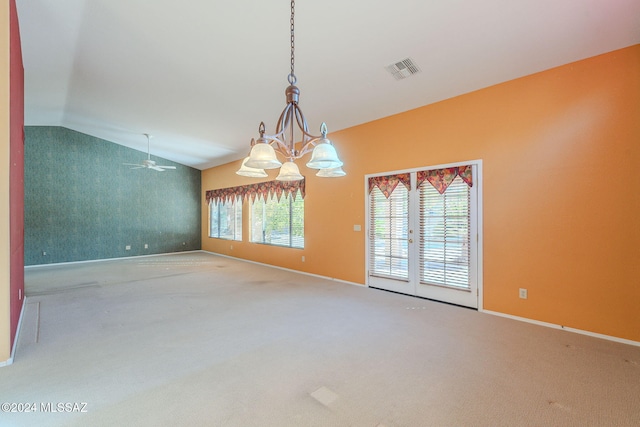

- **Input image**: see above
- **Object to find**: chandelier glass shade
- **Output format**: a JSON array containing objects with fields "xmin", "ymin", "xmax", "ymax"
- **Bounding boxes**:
[
  {"xmin": 243, "ymin": 135, "xmax": 282, "ymax": 170},
  {"xmin": 276, "ymin": 161, "xmax": 304, "ymax": 181},
  {"xmin": 236, "ymin": 155, "xmax": 268, "ymax": 178},
  {"xmin": 305, "ymin": 131, "xmax": 343, "ymax": 169},
  {"xmin": 316, "ymin": 166, "xmax": 347, "ymax": 178},
  {"xmin": 236, "ymin": 0, "xmax": 344, "ymax": 181}
]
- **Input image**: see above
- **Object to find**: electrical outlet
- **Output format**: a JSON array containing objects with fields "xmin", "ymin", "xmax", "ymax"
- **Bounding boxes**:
[
  {"xmin": 42, "ymin": 251, "xmax": 46, "ymax": 256},
  {"xmin": 519, "ymin": 288, "xmax": 528, "ymax": 299},
  {"xmin": 144, "ymin": 244, "xmax": 148, "ymax": 249},
  {"xmin": 301, "ymin": 256, "xmax": 305, "ymax": 262},
  {"xmin": 125, "ymin": 245, "xmax": 131, "ymax": 251},
  {"xmin": 230, "ymin": 245, "xmax": 233, "ymax": 250}
]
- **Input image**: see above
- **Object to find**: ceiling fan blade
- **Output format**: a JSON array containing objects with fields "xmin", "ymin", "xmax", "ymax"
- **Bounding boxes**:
[{"xmin": 125, "ymin": 134, "xmax": 175, "ymax": 171}]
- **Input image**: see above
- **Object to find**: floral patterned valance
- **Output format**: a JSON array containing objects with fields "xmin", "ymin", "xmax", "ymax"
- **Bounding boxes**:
[
  {"xmin": 368, "ymin": 173, "xmax": 411, "ymax": 199},
  {"xmin": 206, "ymin": 178, "xmax": 305, "ymax": 205},
  {"xmin": 417, "ymin": 165, "xmax": 473, "ymax": 194}
]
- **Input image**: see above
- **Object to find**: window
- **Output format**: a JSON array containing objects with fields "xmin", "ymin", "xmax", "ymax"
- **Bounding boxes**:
[
  {"xmin": 251, "ymin": 190, "xmax": 304, "ymax": 248},
  {"xmin": 206, "ymin": 179, "xmax": 305, "ymax": 247},
  {"xmin": 209, "ymin": 200, "xmax": 242, "ymax": 241}
]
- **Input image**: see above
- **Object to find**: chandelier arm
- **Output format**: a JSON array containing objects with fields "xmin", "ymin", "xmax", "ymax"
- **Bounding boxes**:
[
  {"xmin": 288, "ymin": 106, "xmax": 296, "ymax": 156},
  {"xmin": 272, "ymin": 141, "xmax": 292, "ymax": 159},
  {"xmin": 265, "ymin": 134, "xmax": 291, "ymax": 159},
  {"xmin": 298, "ymin": 135, "xmax": 324, "ymax": 157},
  {"xmin": 263, "ymin": 104, "xmax": 291, "ymax": 149},
  {"xmin": 293, "ymin": 106, "xmax": 320, "ymax": 142},
  {"xmin": 261, "ymin": 104, "xmax": 292, "ymax": 159},
  {"xmin": 281, "ymin": 104, "xmax": 296, "ymax": 158},
  {"xmin": 293, "ymin": 105, "xmax": 309, "ymax": 135},
  {"xmin": 273, "ymin": 103, "xmax": 293, "ymax": 137}
]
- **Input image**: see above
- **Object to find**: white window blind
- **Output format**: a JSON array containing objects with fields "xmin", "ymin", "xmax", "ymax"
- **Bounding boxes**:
[
  {"xmin": 419, "ymin": 176, "xmax": 470, "ymax": 289},
  {"xmin": 369, "ymin": 185, "xmax": 410, "ymax": 280},
  {"xmin": 209, "ymin": 200, "xmax": 242, "ymax": 241},
  {"xmin": 251, "ymin": 190, "xmax": 304, "ymax": 248}
]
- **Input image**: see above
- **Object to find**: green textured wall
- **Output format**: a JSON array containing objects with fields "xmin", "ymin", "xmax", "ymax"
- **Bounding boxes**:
[{"xmin": 24, "ymin": 126, "xmax": 201, "ymax": 265}]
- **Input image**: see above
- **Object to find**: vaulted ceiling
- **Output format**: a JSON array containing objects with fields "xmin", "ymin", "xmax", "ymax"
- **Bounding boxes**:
[{"xmin": 16, "ymin": 0, "xmax": 640, "ymax": 170}]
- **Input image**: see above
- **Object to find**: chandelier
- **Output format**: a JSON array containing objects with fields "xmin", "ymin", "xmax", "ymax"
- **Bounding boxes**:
[{"xmin": 236, "ymin": 0, "xmax": 345, "ymax": 181}]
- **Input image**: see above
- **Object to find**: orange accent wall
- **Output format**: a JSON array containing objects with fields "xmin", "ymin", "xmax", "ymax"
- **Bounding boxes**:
[{"xmin": 202, "ymin": 45, "xmax": 640, "ymax": 342}]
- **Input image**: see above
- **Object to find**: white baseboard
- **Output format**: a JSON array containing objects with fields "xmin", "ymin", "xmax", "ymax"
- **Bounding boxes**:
[
  {"xmin": 482, "ymin": 309, "xmax": 640, "ymax": 347},
  {"xmin": 0, "ymin": 297, "xmax": 27, "ymax": 367},
  {"xmin": 205, "ymin": 251, "xmax": 639, "ymax": 347},
  {"xmin": 200, "ymin": 250, "xmax": 364, "ymax": 288},
  {"xmin": 24, "ymin": 250, "xmax": 203, "ymax": 269},
  {"xmin": 23, "ymin": 250, "xmax": 638, "ymax": 349}
]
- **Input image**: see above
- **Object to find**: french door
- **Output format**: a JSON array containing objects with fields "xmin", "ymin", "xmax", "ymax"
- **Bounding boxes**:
[{"xmin": 367, "ymin": 162, "xmax": 481, "ymax": 309}]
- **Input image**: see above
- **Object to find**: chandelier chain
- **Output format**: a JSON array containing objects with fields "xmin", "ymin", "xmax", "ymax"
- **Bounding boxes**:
[{"xmin": 289, "ymin": 0, "xmax": 296, "ymax": 84}]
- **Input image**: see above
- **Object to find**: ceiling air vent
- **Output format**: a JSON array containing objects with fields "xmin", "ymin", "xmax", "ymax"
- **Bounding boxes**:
[{"xmin": 386, "ymin": 58, "xmax": 420, "ymax": 80}]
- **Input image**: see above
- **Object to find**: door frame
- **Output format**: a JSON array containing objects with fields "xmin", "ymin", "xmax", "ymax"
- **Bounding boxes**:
[{"xmin": 364, "ymin": 160, "xmax": 484, "ymax": 310}]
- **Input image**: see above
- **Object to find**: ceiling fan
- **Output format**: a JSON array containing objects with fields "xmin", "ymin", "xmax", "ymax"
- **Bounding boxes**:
[{"xmin": 124, "ymin": 133, "xmax": 176, "ymax": 171}]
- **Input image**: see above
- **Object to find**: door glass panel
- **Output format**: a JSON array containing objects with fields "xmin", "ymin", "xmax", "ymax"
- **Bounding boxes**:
[
  {"xmin": 369, "ymin": 185, "xmax": 409, "ymax": 280},
  {"xmin": 419, "ymin": 176, "xmax": 471, "ymax": 290}
]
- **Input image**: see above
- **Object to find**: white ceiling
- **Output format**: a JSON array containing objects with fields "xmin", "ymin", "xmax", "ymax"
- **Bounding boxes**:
[{"xmin": 16, "ymin": 0, "xmax": 640, "ymax": 170}]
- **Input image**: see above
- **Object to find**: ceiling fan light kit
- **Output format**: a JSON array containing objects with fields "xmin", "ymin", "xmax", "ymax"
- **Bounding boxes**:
[
  {"xmin": 124, "ymin": 133, "xmax": 176, "ymax": 172},
  {"xmin": 236, "ymin": 0, "xmax": 345, "ymax": 181}
]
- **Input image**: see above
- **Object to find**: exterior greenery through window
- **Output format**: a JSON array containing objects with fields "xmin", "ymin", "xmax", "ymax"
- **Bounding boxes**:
[
  {"xmin": 251, "ymin": 190, "xmax": 304, "ymax": 248},
  {"xmin": 209, "ymin": 200, "xmax": 242, "ymax": 241}
]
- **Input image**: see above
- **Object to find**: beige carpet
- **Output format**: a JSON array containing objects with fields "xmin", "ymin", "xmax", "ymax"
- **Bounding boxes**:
[{"xmin": 1, "ymin": 252, "xmax": 639, "ymax": 426}]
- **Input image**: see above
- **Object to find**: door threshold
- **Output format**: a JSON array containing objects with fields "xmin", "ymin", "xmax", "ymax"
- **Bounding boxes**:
[{"xmin": 369, "ymin": 286, "xmax": 477, "ymax": 311}]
